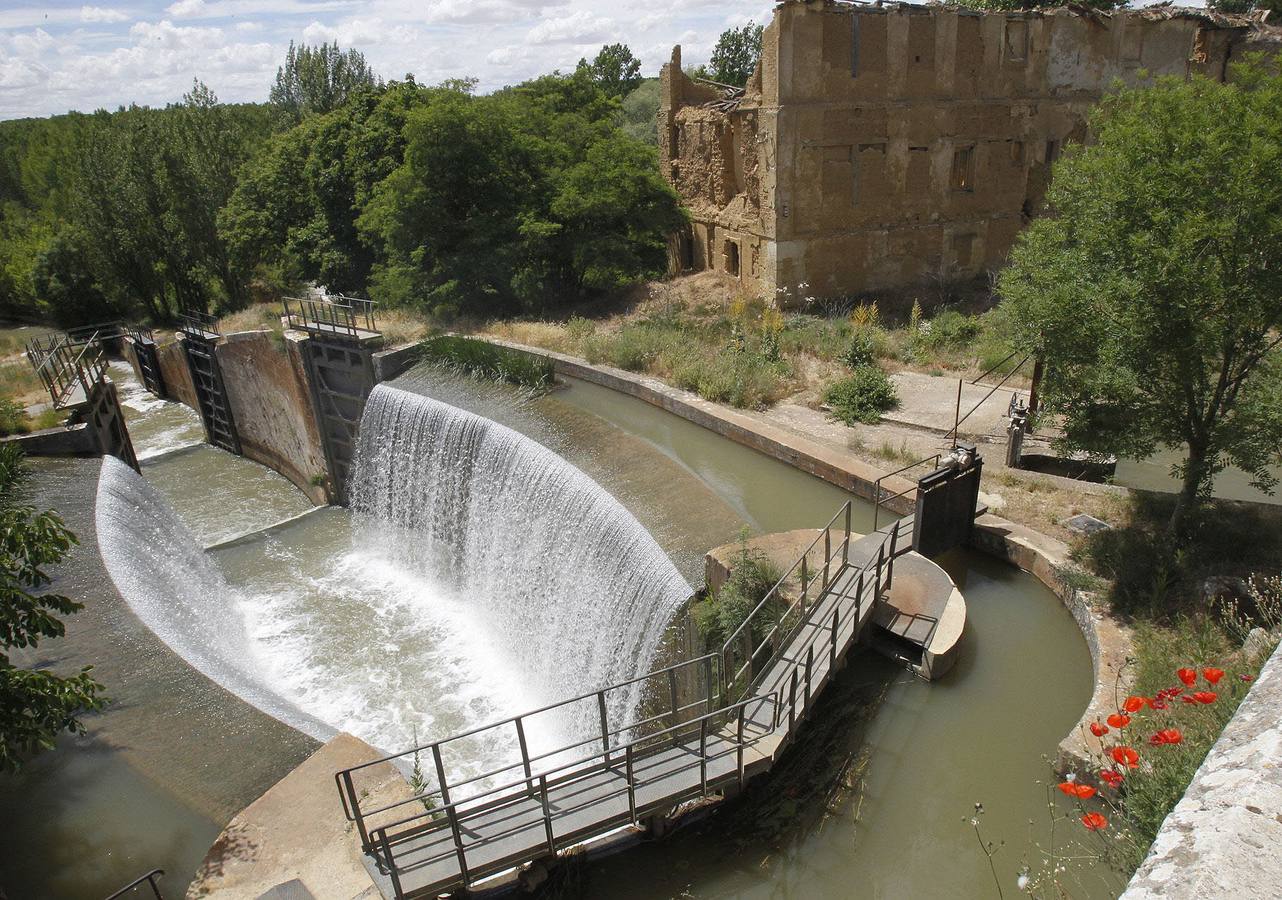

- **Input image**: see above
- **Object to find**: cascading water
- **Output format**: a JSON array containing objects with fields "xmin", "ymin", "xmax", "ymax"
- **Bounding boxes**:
[
  {"xmin": 349, "ymin": 383, "xmax": 693, "ymax": 749},
  {"xmin": 94, "ymin": 455, "xmax": 333, "ymax": 741}
]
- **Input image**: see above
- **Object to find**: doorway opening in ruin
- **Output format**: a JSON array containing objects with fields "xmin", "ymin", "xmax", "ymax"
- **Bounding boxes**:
[{"xmin": 725, "ymin": 241, "xmax": 741, "ymax": 277}]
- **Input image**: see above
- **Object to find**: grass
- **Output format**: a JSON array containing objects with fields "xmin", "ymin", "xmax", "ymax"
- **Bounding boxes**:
[
  {"xmin": 416, "ymin": 335, "xmax": 554, "ymax": 390},
  {"xmin": 694, "ymin": 538, "xmax": 785, "ymax": 649}
]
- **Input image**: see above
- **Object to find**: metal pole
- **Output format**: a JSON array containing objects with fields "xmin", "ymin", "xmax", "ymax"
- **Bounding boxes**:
[
  {"xmin": 445, "ymin": 806, "xmax": 470, "ymax": 883},
  {"xmin": 668, "ymin": 669, "xmax": 680, "ymax": 746},
  {"xmin": 432, "ymin": 744, "xmax": 452, "ymax": 807},
  {"xmin": 823, "ymin": 529, "xmax": 831, "ymax": 590},
  {"xmin": 703, "ymin": 655, "xmax": 715, "ymax": 711},
  {"xmin": 831, "ymin": 608, "xmax": 840, "ymax": 669},
  {"xmin": 626, "ymin": 744, "xmax": 637, "ymax": 824},
  {"xmin": 381, "ymin": 830, "xmax": 406, "ymax": 898},
  {"xmin": 515, "ymin": 718, "xmax": 534, "ymax": 795},
  {"xmin": 805, "ymin": 645, "xmax": 813, "ymax": 706},
  {"xmin": 953, "ymin": 377, "xmax": 963, "ymax": 449},
  {"xmin": 699, "ymin": 718, "xmax": 708, "ymax": 794},
  {"xmin": 800, "ymin": 554, "xmax": 808, "ymax": 616},
  {"xmin": 788, "ymin": 670, "xmax": 798, "ymax": 731},
  {"xmin": 844, "ymin": 502, "xmax": 852, "ymax": 558},
  {"xmin": 538, "ymin": 775, "xmax": 556, "ymax": 854},
  {"xmin": 343, "ymin": 770, "xmax": 369, "ymax": 850},
  {"xmin": 737, "ymin": 706, "xmax": 747, "ymax": 788},
  {"xmin": 597, "ymin": 691, "xmax": 611, "ymax": 764}
]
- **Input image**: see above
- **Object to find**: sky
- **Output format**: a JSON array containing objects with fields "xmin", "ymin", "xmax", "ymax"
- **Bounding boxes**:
[{"xmin": 0, "ymin": 0, "xmax": 777, "ymax": 120}]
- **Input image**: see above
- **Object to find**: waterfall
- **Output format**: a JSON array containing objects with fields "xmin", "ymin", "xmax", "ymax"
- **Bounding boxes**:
[
  {"xmin": 94, "ymin": 455, "xmax": 334, "ymax": 742},
  {"xmin": 350, "ymin": 383, "xmax": 693, "ymax": 749}
]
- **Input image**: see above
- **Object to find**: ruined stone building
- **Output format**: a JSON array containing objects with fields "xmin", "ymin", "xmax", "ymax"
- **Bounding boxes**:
[{"xmin": 659, "ymin": 1, "xmax": 1278, "ymax": 305}]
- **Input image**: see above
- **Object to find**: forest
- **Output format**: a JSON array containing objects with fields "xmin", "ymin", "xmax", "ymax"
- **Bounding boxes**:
[{"xmin": 0, "ymin": 41, "xmax": 679, "ymax": 327}]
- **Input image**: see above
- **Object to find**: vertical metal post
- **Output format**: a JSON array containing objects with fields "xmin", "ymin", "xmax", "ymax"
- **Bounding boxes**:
[
  {"xmin": 432, "ymin": 744, "xmax": 452, "ymax": 808},
  {"xmin": 597, "ymin": 691, "xmax": 611, "ymax": 764},
  {"xmin": 856, "ymin": 570, "xmax": 865, "ymax": 618},
  {"xmin": 885, "ymin": 522, "xmax": 898, "ymax": 592},
  {"xmin": 788, "ymin": 670, "xmax": 798, "ymax": 731},
  {"xmin": 805, "ymin": 645, "xmax": 813, "ymax": 706},
  {"xmin": 667, "ymin": 669, "xmax": 679, "ymax": 743},
  {"xmin": 831, "ymin": 608, "xmax": 840, "ymax": 669},
  {"xmin": 953, "ymin": 377, "xmax": 963, "ymax": 449},
  {"xmin": 873, "ymin": 479, "xmax": 881, "ymax": 531},
  {"xmin": 874, "ymin": 543, "xmax": 885, "ymax": 603},
  {"xmin": 844, "ymin": 501, "xmax": 852, "ymax": 558},
  {"xmin": 737, "ymin": 706, "xmax": 747, "ymax": 788},
  {"xmin": 538, "ymin": 775, "xmax": 556, "ymax": 854},
  {"xmin": 800, "ymin": 554, "xmax": 809, "ymax": 615},
  {"xmin": 699, "ymin": 718, "xmax": 708, "ymax": 794},
  {"xmin": 515, "ymin": 718, "xmax": 534, "ymax": 795},
  {"xmin": 343, "ymin": 770, "xmax": 370, "ymax": 850},
  {"xmin": 703, "ymin": 655, "xmax": 715, "ymax": 711},
  {"xmin": 445, "ymin": 806, "xmax": 470, "ymax": 883},
  {"xmin": 823, "ymin": 528, "xmax": 831, "ymax": 590},
  {"xmin": 380, "ymin": 829, "xmax": 406, "ymax": 898},
  {"xmin": 625, "ymin": 744, "xmax": 637, "ymax": 824}
]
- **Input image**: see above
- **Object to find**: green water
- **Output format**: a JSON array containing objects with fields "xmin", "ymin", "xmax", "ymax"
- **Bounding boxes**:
[{"xmin": 1, "ymin": 367, "xmax": 1111, "ymax": 899}]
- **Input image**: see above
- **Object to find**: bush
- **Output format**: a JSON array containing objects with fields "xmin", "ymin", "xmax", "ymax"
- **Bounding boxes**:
[
  {"xmin": 823, "ymin": 366, "xmax": 900, "ymax": 425},
  {"xmin": 670, "ymin": 350, "xmax": 791, "ymax": 410},
  {"xmin": 416, "ymin": 335, "xmax": 554, "ymax": 390},
  {"xmin": 0, "ymin": 398, "xmax": 28, "ymax": 436},
  {"xmin": 696, "ymin": 544, "xmax": 785, "ymax": 649},
  {"xmin": 841, "ymin": 328, "xmax": 878, "ymax": 369}
]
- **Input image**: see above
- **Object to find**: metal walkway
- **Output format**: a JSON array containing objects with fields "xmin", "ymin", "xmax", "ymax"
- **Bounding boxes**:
[{"xmin": 336, "ymin": 503, "xmax": 912, "ymax": 899}]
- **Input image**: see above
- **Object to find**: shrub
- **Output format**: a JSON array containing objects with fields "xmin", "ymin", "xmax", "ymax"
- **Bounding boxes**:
[
  {"xmin": 416, "ymin": 335, "xmax": 554, "ymax": 389},
  {"xmin": 696, "ymin": 543, "xmax": 785, "ymax": 649},
  {"xmin": 0, "ymin": 398, "xmax": 29, "ymax": 436},
  {"xmin": 671, "ymin": 350, "xmax": 791, "ymax": 410},
  {"xmin": 841, "ymin": 328, "xmax": 878, "ymax": 369},
  {"xmin": 823, "ymin": 366, "xmax": 899, "ymax": 425}
]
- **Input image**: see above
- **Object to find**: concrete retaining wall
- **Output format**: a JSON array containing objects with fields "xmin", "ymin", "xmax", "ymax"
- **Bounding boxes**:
[
  {"xmin": 215, "ymin": 330, "xmax": 329, "ymax": 505},
  {"xmin": 156, "ymin": 337, "xmax": 200, "ymax": 411},
  {"xmin": 1121, "ymin": 636, "xmax": 1282, "ymax": 898}
]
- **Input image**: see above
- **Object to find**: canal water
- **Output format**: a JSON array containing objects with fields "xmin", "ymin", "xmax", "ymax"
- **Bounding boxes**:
[{"xmin": 2, "ymin": 361, "xmax": 1116, "ymax": 899}]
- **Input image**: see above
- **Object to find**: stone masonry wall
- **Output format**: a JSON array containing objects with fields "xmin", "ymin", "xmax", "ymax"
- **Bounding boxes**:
[
  {"xmin": 215, "ymin": 330, "xmax": 329, "ymax": 504},
  {"xmin": 155, "ymin": 336, "xmax": 200, "ymax": 411},
  {"xmin": 660, "ymin": 1, "xmax": 1274, "ymax": 304}
]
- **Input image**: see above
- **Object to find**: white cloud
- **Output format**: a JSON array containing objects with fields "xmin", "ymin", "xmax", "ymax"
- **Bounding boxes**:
[
  {"xmin": 527, "ymin": 10, "xmax": 614, "ymax": 45},
  {"xmin": 81, "ymin": 6, "xmax": 131, "ymax": 24},
  {"xmin": 165, "ymin": 0, "xmax": 208, "ymax": 17}
]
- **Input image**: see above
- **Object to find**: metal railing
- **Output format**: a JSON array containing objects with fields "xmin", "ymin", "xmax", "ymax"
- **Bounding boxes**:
[
  {"xmin": 126, "ymin": 324, "xmax": 155, "ymax": 345},
  {"xmin": 177, "ymin": 309, "xmax": 221, "ymax": 341},
  {"xmin": 945, "ymin": 353, "xmax": 1032, "ymax": 447},
  {"xmin": 365, "ymin": 692, "xmax": 778, "ymax": 897},
  {"xmin": 336, "ymin": 651, "xmax": 727, "ymax": 854},
  {"xmin": 283, "ymin": 295, "xmax": 378, "ymax": 339},
  {"xmin": 25, "ymin": 329, "xmax": 110, "ymax": 410},
  {"xmin": 719, "ymin": 501, "xmax": 855, "ymax": 702},
  {"xmin": 871, "ymin": 454, "xmax": 940, "ymax": 531},
  {"xmin": 104, "ymin": 868, "xmax": 164, "ymax": 900}
]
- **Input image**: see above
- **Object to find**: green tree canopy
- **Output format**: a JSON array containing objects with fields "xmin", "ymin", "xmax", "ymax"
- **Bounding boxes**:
[
  {"xmin": 997, "ymin": 60, "xmax": 1282, "ymax": 539},
  {"xmin": 576, "ymin": 43, "xmax": 643, "ymax": 99},
  {"xmin": 269, "ymin": 41, "xmax": 381, "ymax": 126},
  {"xmin": 0, "ymin": 444, "xmax": 106, "ymax": 772},
  {"xmin": 709, "ymin": 22, "xmax": 764, "ymax": 87}
]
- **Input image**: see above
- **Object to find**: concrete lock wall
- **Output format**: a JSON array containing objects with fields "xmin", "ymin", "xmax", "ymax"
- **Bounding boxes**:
[
  {"xmin": 156, "ymin": 337, "xmax": 201, "ymax": 411},
  {"xmin": 214, "ymin": 330, "xmax": 330, "ymax": 505},
  {"xmin": 660, "ymin": 2, "xmax": 1277, "ymax": 305}
]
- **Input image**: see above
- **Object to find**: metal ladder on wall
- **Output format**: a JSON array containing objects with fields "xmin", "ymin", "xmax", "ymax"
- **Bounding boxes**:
[{"xmin": 178, "ymin": 311, "xmax": 240, "ymax": 455}]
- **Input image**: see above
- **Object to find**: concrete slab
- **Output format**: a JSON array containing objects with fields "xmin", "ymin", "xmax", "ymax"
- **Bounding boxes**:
[
  {"xmin": 186, "ymin": 733, "xmax": 413, "ymax": 900},
  {"xmin": 883, "ymin": 371, "xmax": 1027, "ymax": 439}
]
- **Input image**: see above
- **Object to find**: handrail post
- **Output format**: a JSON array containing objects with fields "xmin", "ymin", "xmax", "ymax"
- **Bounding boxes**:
[
  {"xmin": 830, "ymin": 608, "xmax": 840, "ymax": 669},
  {"xmin": 805, "ymin": 645, "xmax": 813, "ymax": 707},
  {"xmin": 874, "ymin": 543, "xmax": 885, "ymax": 604},
  {"xmin": 800, "ymin": 554, "xmax": 808, "ymax": 613},
  {"xmin": 538, "ymin": 774, "xmax": 556, "ymax": 855},
  {"xmin": 342, "ymin": 769, "xmax": 370, "ymax": 850},
  {"xmin": 703, "ymin": 655, "xmax": 715, "ymax": 712},
  {"xmin": 597, "ymin": 691, "xmax": 611, "ymax": 765},
  {"xmin": 667, "ymin": 669, "xmax": 680, "ymax": 745},
  {"xmin": 515, "ymin": 717, "xmax": 534, "ymax": 796},
  {"xmin": 886, "ymin": 521, "xmax": 899, "ymax": 592},
  {"xmin": 788, "ymin": 670, "xmax": 798, "ymax": 732},
  {"xmin": 699, "ymin": 717, "xmax": 709, "ymax": 794},
  {"xmin": 736, "ymin": 705, "xmax": 747, "ymax": 788},
  {"xmin": 380, "ymin": 828, "xmax": 406, "ymax": 898},
  {"xmin": 873, "ymin": 479, "xmax": 881, "ymax": 531},
  {"xmin": 823, "ymin": 528, "xmax": 831, "ymax": 590},
  {"xmin": 432, "ymin": 744, "xmax": 453, "ymax": 808},
  {"xmin": 625, "ymin": 744, "xmax": 637, "ymax": 823},
  {"xmin": 445, "ymin": 805, "xmax": 471, "ymax": 884},
  {"xmin": 844, "ymin": 501, "xmax": 852, "ymax": 559}
]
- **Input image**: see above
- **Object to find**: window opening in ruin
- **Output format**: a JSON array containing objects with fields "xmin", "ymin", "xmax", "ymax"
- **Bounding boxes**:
[
  {"xmin": 851, "ymin": 17, "xmax": 860, "ymax": 76},
  {"xmin": 952, "ymin": 145, "xmax": 976, "ymax": 192},
  {"xmin": 1045, "ymin": 140, "xmax": 1060, "ymax": 165},
  {"xmin": 1005, "ymin": 19, "xmax": 1028, "ymax": 63},
  {"xmin": 725, "ymin": 241, "xmax": 741, "ymax": 277},
  {"xmin": 952, "ymin": 233, "xmax": 977, "ymax": 269}
]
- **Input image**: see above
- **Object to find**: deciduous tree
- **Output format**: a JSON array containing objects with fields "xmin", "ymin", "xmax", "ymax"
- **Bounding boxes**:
[
  {"xmin": 709, "ymin": 22, "xmax": 763, "ymax": 87},
  {"xmin": 576, "ymin": 44, "xmax": 643, "ymax": 99},
  {"xmin": 998, "ymin": 61, "xmax": 1282, "ymax": 540}
]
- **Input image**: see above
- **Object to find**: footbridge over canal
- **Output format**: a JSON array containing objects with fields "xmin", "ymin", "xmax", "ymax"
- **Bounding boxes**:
[{"xmin": 336, "ymin": 453, "xmax": 982, "ymax": 900}]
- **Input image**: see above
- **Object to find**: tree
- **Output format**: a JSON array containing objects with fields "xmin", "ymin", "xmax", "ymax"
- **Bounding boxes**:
[
  {"xmin": 997, "ymin": 61, "xmax": 1282, "ymax": 541},
  {"xmin": 0, "ymin": 444, "xmax": 106, "ymax": 772},
  {"xmin": 270, "ymin": 41, "xmax": 380, "ymax": 126},
  {"xmin": 617, "ymin": 79, "xmax": 660, "ymax": 146},
  {"xmin": 577, "ymin": 44, "xmax": 643, "ymax": 99},
  {"xmin": 709, "ymin": 22, "xmax": 763, "ymax": 87}
]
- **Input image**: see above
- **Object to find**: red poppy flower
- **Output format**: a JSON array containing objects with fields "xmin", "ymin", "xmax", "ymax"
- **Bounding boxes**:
[
  {"xmin": 1123, "ymin": 696, "xmax": 1147, "ymax": 713},
  {"xmin": 1177, "ymin": 667, "xmax": 1197, "ymax": 686},
  {"xmin": 1192, "ymin": 691, "xmax": 1217, "ymax": 704},
  {"xmin": 1241, "ymin": 674, "xmax": 1255, "ymax": 683},
  {"xmin": 1058, "ymin": 781, "xmax": 1077, "ymax": 795},
  {"xmin": 1099, "ymin": 769, "xmax": 1124, "ymax": 788},
  {"xmin": 1081, "ymin": 812, "xmax": 1108, "ymax": 831},
  {"xmin": 1090, "ymin": 721, "xmax": 1109, "ymax": 737},
  {"xmin": 1111, "ymin": 746, "xmax": 1140, "ymax": 768},
  {"xmin": 1159, "ymin": 728, "xmax": 1182, "ymax": 745},
  {"xmin": 1202, "ymin": 668, "xmax": 1224, "ymax": 685},
  {"xmin": 1182, "ymin": 694, "xmax": 1198, "ymax": 704},
  {"xmin": 1072, "ymin": 784, "xmax": 1097, "ymax": 799},
  {"xmin": 1107, "ymin": 713, "xmax": 1130, "ymax": 729}
]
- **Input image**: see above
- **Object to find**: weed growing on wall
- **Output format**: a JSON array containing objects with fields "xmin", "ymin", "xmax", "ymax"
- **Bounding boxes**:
[{"xmin": 416, "ymin": 335, "xmax": 554, "ymax": 390}]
